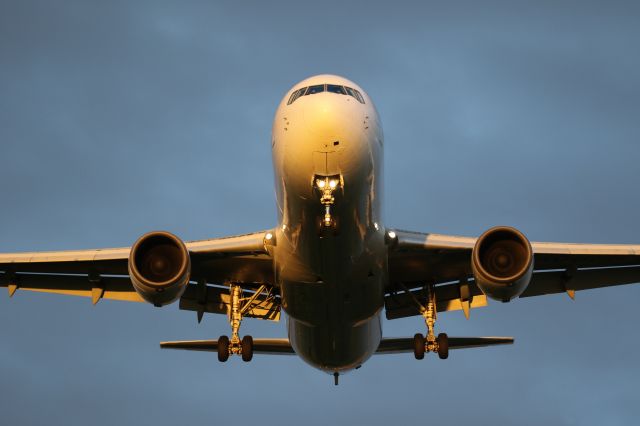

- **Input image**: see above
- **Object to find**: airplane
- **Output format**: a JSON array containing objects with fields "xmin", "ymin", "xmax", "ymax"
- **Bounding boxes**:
[{"xmin": 2, "ymin": 74, "xmax": 640, "ymax": 385}]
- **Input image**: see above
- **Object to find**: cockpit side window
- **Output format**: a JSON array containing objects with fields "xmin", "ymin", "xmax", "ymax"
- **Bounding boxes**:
[
  {"xmin": 327, "ymin": 84, "xmax": 347, "ymax": 95},
  {"xmin": 287, "ymin": 87, "xmax": 307, "ymax": 105},
  {"xmin": 306, "ymin": 84, "xmax": 326, "ymax": 95},
  {"xmin": 345, "ymin": 87, "xmax": 365, "ymax": 104}
]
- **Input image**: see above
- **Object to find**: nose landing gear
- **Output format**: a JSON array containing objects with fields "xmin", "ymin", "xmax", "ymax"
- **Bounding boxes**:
[{"xmin": 314, "ymin": 175, "xmax": 342, "ymax": 232}]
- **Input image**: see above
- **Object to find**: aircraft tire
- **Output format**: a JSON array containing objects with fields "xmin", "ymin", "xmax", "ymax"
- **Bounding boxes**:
[
  {"xmin": 437, "ymin": 333, "xmax": 449, "ymax": 359},
  {"xmin": 413, "ymin": 333, "xmax": 425, "ymax": 360},
  {"xmin": 241, "ymin": 335, "xmax": 254, "ymax": 362},
  {"xmin": 217, "ymin": 335, "xmax": 230, "ymax": 362}
]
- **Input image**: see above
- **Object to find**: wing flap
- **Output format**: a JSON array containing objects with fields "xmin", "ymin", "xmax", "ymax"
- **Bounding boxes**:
[
  {"xmin": 521, "ymin": 266, "xmax": 640, "ymax": 297},
  {"xmin": 0, "ymin": 272, "xmax": 142, "ymax": 303}
]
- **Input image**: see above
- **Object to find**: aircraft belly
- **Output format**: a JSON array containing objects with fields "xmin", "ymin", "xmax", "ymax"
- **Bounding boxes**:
[
  {"xmin": 276, "ymin": 205, "xmax": 386, "ymax": 371},
  {"xmin": 287, "ymin": 312, "xmax": 382, "ymax": 372}
]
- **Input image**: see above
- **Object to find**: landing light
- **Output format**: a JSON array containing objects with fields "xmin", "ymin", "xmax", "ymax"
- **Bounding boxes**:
[
  {"xmin": 329, "ymin": 180, "xmax": 338, "ymax": 189},
  {"xmin": 317, "ymin": 179, "xmax": 326, "ymax": 188},
  {"xmin": 385, "ymin": 230, "xmax": 398, "ymax": 247},
  {"xmin": 264, "ymin": 231, "xmax": 276, "ymax": 247}
]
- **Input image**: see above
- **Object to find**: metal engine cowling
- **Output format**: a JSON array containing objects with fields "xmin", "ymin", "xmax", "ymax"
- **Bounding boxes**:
[
  {"xmin": 471, "ymin": 226, "xmax": 533, "ymax": 302},
  {"xmin": 128, "ymin": 231, "xmax": 191, "ymax": 306}
]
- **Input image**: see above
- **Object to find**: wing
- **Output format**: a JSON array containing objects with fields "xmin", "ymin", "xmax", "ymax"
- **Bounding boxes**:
[
  {"xmin": 0, "ymin": 230, "xmax": 279, "ymax": 320},
  {"xmin": 385, "ymin": 229, "xmax": 640, "ymax": 320}
]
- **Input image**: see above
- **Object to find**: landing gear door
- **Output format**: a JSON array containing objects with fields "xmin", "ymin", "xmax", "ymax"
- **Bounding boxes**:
[{"xmin": 312, "ymin": 151, "xmax": 340, "ymax": 176}]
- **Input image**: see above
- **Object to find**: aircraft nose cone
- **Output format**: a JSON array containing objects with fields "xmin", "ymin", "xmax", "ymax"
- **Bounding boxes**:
[{"xmin": 302, "ymin": 94, "xmax": 358, "ymax": 142}]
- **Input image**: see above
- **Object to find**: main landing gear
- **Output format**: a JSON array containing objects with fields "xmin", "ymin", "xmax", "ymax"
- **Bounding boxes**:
[
  {"xmin": 217, "ymin": 284, "xmax": 262, "ymax": 363},
  {"xmin": 412, "ymin": 283, "xmax": 448, "ymax": 360}
]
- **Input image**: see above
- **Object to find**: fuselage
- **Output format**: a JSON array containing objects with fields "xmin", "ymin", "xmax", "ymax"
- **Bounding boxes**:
[{"xmin": 271, "ymin": 75, "xmax": 386, "ymax": 372}]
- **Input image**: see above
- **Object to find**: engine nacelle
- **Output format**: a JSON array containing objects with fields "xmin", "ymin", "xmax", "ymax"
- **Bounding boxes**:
[
  {"xmin": 128, "ymin": 231, "xmax": 191, "ymax": 306},
  {"xmin": 471, "ymin": 226, "xmax": 533, "ymax": 302}
]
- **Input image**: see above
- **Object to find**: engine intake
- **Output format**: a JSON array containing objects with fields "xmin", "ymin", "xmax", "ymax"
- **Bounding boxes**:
[
  {"xmin": 471, "ymin": 226, "xmax": 533, "ymax": 302},
  {"xmin": 128, "ymin": 231, "xmax": 191, "ymax": 306}
]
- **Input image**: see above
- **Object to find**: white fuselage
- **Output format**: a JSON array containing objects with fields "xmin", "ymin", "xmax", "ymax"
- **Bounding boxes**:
[{"xmin": 271, "ymin": 75, "xmax": 386, "ymax": 372}]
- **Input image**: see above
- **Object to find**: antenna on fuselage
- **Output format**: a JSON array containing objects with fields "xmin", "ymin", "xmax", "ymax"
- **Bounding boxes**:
[{"xmin": 333, "ymin": 372, "xmax": 339, "ymax": 386}]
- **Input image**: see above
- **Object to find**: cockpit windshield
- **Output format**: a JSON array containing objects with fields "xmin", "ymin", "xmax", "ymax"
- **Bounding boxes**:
[
  {"xmin": 327, "ymin": 84, "xmax": 347, "ymax": 95},
  {"xmin": 306, "ymin": 84, "xmax": 325, "ymax": 95},
  {"xmin": 287, "ymin": 84, "xmax": 365, "ymax": 105}
]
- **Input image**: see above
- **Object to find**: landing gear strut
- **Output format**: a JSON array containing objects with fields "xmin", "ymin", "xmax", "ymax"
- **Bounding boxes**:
[
  {"xmin": 314, "ymin": 175, "xmax": 342, "ymax": 235},
  {"xmin": 412, "ymin": 283, "xmax": 448, "ymax": 360},
  {"xmin": 316, "ymin": 176, "xmax": 338, "ymax": 228},
  {"xmin": 217, "ymin": 283, "xmax": 265, "ymax": 362}
]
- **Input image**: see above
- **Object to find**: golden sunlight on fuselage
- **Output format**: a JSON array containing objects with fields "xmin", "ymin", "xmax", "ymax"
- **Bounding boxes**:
[{"xmin": 269, "ymin": 75, "xmax": 387, "ymax": 372}]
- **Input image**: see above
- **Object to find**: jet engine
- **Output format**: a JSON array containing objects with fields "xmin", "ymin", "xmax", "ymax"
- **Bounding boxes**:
[
  {"xmin": 128, "ymin": 231, "xmax": 191, "ymax": 306},
  {"xmin": 471, "ymin": 226, "xmax": 533, "ymax": 302}
]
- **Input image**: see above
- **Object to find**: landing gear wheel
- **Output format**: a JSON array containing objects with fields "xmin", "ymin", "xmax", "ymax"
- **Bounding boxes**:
[
  {"xmin": 217, "ymin": 335, "xmax": 230, "ymax": 362},
  {"xmin": 437, "ymin": 333, "xmax": 449, "ymax": 359},
  {"xmin": 241, "ymin": 335, "xmax": 254, "ymax": 362},
  {"xmin": 413, "ymin": 333, "xmax": 425, "ymax": 360}
]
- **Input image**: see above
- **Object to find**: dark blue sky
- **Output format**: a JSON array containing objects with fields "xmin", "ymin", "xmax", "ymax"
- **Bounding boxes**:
[{"xmin": 1, "ymin": 1, "xmax": 640, "ymax": 424}]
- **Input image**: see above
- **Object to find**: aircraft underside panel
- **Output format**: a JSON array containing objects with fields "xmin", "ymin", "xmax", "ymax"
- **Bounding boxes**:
[{"xmin": 288, "ymin": 314, "xmax": 382, "ymax": 372}]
